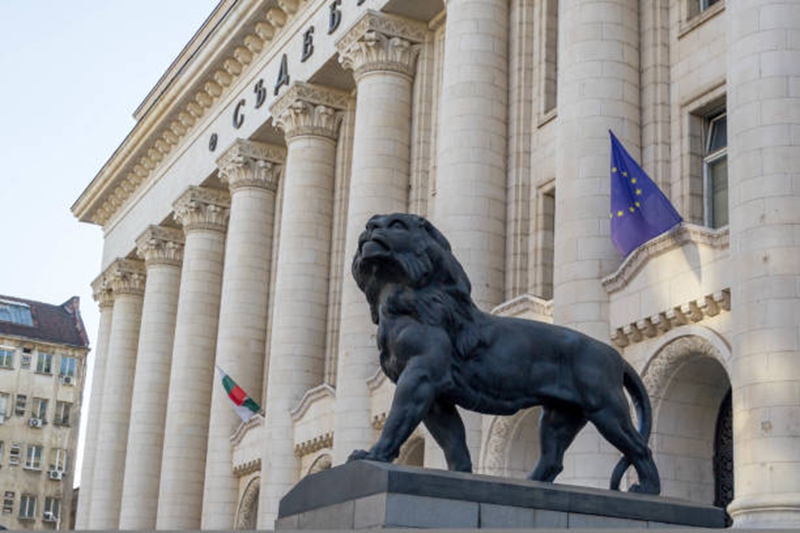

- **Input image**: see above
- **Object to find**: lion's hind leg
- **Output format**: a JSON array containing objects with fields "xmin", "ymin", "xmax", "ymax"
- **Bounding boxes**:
[
  {"xmin": 585, "ymin": 394, "xmax": 661, "ymax": 495},
  {"xmin": 529, "ymin": 406, "xmax": 587, "ymax": 482}
]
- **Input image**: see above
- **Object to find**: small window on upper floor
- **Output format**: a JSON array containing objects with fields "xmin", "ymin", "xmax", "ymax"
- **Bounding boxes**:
[
  {"xmin": 43, "ymin": 497, "xmax": 61, "ymax": 524},
  {"xmin": 704, "ymin": 112, "xmax": 728, "ymax": 229},
  {"xmin": 14, "ymin": 394, "xmax": 27, "ymax": 417},
  {"xmin": 54, "ymin": 401, "xmax": 72, "ymax": 426},
  {"xmin": 0, "ymin": 300, "xmax": 33, "ymax": 327},
  {"xmin": 36, "ymin": 352, "xmax": 53, "ymax": 374},
  {"xmin": 59, "ymin": 355, "xmax": 76, "ymax": 378},
  {"xmin": 19, "ymin": 494, "xmax": 36, "ymax": 520},
  {"xmin": 24, "ymin": 444, "xmax": 42, "ymax": 470},
  {"xmin": 700, "ymin": 0, "xmax": 721, "ymax": 12},
  {"xmin": 0, "ymin": 348, "xmax": 13, "ymax": 369},
  {"xmin": 31, "ymin": 397, "xmax": 48, "ymax": 423}
]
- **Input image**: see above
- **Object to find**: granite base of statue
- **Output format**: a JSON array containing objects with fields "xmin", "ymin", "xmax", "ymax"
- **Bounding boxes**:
[
  {"xmin": 275, "ymin": 214, "xmax": 726, "ymax": 529},
  {"xmin": 275, "ymin": 461, "xmax": 727, "ymax": 529}
]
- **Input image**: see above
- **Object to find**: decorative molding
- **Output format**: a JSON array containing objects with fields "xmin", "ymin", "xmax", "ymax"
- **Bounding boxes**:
[
  {"xmin": 233, "ymin": 458, "xmax": 261, "ymax": 478},
  {"xmin": 602, "ymin": 223, "xmax": 729, "ymax": 294},
  {"xmin": 610, "ymin": 288, "xmax": 731, "ymax": 348},
  {"xmin": 307, "ymin": 453, "xmax": 332, "ymax": 475},
  {"xmin": 216, "ymin": 139, "xmax": 285, "ymax": 192},
  {"xmin": 234, "ymin": 476, "xmax": 260, "ymax": 530},
  {"xmin": 480, "ymin": 409, "xmax": 533, "ymax": 477},
  {"xmin": 106, "ymin": 259, "xmax": 146, "ymax": 297},
  {"xmin": 290, "ymin": 383, "xmax": 336, "ymax": 421},
  {"xmin": 294, "ymin": 432, "xmax": 333, "ymax": 457},
  {"xmin": 135, "ymin": 225, "xmax": 185, "ymax": 267},
  {"xmin": 337, "ymin": 12, "xmax": 426, "ymax": 81},
  {"xmin": 230, "ymin": 413, "xmax": 264, "ymax": 447},
  {"xmin": 270, "ymin": 82, "xmax": 350, "ymax": 141},
  {"xmin": 366, "ymin": 366, "xmax": 386, "ymax": 391},
  {"xmin": 172, "ymin": 186, "xmax": 231, "ymax": 233},
  {"xmin": 490, "ymin": 294, "xmax": 553, "ymax": 319},
  {"xmin": 372, "ymin": 411, "xmax": 387, "ymax": 430}
]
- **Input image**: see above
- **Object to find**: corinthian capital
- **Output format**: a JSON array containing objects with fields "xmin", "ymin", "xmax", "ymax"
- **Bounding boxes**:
[
  {"xmin": 172, "ymin": 186, "xmax": 231, "ymax": 233},
  {"xmin": 270, "ymin": 82, "xmax": 350, "ymax": 141},
  {"xmin": 106, "ymin": 259, "xmax": 146, "ymax": 297},
  {"xmin": 91, "ymin": 272, "xmax": 114, "ymax": 309},
  {"xmin": 135, "ymin": 226, "xmax": 185, "ymax": 267},
  {"xmin": 216, "ymin": 139, "xmax": 286, "ymax": 192},
  {"xmin": 336, "ymin": 11, "xmax": 426, "ymax": 81}
]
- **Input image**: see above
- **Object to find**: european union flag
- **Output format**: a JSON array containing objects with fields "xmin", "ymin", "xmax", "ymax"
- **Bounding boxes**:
[{"xmin": 610, "ymin": 131, "xmax": 682, "ymax": 256}]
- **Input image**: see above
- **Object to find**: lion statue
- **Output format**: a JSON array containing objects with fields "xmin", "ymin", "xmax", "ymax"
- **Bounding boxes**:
[{"xmin": 347, "ymin": 213, "xmax": 661, "ymax": 494}]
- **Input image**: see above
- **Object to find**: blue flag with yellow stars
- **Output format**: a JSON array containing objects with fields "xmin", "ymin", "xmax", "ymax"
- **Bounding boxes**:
[{"xmin": 610, "ymin": 130, "xmax": 682, "ymax": 256}]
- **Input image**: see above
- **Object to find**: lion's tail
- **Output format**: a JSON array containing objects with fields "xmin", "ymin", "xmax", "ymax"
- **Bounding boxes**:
[{"xmin": 609, "ymin": 360, "xmax": 653, "ymax": 491}]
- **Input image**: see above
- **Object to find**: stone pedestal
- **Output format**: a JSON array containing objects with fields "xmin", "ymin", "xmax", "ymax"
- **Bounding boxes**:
[{"xmin": 276, "ymin": 461, "xmax": 727, "ymax": 530}]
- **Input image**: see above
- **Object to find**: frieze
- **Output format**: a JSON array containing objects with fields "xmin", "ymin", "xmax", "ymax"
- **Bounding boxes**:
[
  {"xmin": 172, "ymin": 186, "xmax": 231, "ymax": 232},
  {"xmin": 135, "ymin": 225, "xmax": 185, "ymax": 267},
  {"xmin": 611, "ymin": 289, "xmax": 731, "ymax": 348},
  {"xmin": 602, "ymin": 223, "xmax": 729, "ymax": 294},
  {"xmin": 216, "ymin": 139, "xmax": 286, "ymax": 192},
  {"xmin": 294, "ymin": 432, "xmax": 334, "ymax": 457}
]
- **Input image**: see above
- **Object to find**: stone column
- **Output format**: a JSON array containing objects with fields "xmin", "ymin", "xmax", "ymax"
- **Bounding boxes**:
[
  {"xmin": 727, "ymin": 3, "xmax": 800, "ymax": 527},
  {"xmin": 332, "ymin": 11, "xmax": 425, "ymax": 465},
  {"xmin": 118, "ymin": 226, "xmax": 184, "ymax": 530},
  {"xmin": 258, "ymin": 83, "xmax": 347, "ymax": 526},
  {"xmin": 553, "ymin": 0, "xmax": 640, "ymax": 489},
  {"xmin": 202, "ymin": 140, "xmax": 284, "ymax": 529},
  {"xmin": 435, "ymin": 0, "xmax": 508, "ymax": 311},
  {"xmin": 156, "ymin": 186, "xmax": 230, "ymax": 529},
  {"xmin": 74, "ymin": 274, "xmax": 114, "ymax": 529},
  {"xmin": 87, "ymin": 259, "xmax": 146, "ymax": 529}
]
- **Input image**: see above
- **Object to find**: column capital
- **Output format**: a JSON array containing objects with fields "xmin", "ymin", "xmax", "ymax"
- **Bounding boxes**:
[
  {"xmin": 135, "ymin": 225, "xmax": 185, "ymax": 268},
  {"xmin": 216, "ymin": 139, "xmax": 286, "ymax": 192},
  {"xmin": 336, "ymin": 11, "xmax": 425, "ymax": 81},
  {"xmin": 270, "ymin": 82, "xmax": 350, "ymax": 141},
  {"xmin": 172, "ymin": 186, "xmax": 231, "ymax": 233},
  {"xmin": 106, "ymin": 259, "xmax": 146, "ymax": 297},
  {"xmin": 91, "ymin": 272, "xmax": 114, "ymax": 309}
]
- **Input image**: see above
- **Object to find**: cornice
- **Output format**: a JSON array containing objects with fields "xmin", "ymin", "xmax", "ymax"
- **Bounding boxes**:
[
  {"xmin": 72, "ymin": 0, "xmax": 310, "ymax": 227},
  {"xmin": 217, "ymin": 139, "xmax": 286, "ymax": 192},
  {"xmin": 290, "ymin": 383, "xmax": 336, "ymax": 421},
  {"xmin": 490, "ymin": 294, "xmax": 553, "ymax": 319},
  {"xmin": 602, "ymin": 223, "xmax": 729, "ymax": 294},
  {"xmin": 173, "ymin": 186, "xmax": 231, "ymax": 232},
  {"xmin": 337, "ymin": 11, "xmax": 425, "ymax": 81},
  {"xmin": 270, "ymin": 82, "xmax": 350, "ymax": 140},
  {"xmin": 233, "ymin": 458, "xmax": 262, "ymax": 477},
  {"xmin": 610, "ymin": 288, "xmax": 731, "ymax": 348},
  {"xmin": 294, "ymin": 432, "xmax": 333, "ymax": 457},
  {"xmin": 135, "ymin": 226, "xmax": 185, "ymax": 268},
  {"xmin": 230, "ymin": 413, "xmax": 264, "ymax": 446}
]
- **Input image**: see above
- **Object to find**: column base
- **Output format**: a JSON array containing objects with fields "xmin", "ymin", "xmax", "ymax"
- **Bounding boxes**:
[{"xmin": 729, "ymin": 494, "xmax": 800, "ymax": 528}]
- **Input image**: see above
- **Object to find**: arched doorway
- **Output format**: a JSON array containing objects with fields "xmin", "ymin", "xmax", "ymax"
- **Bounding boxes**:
[{"xmin": 643, "ymin": 331, "xmax": 732, "ymax": 506}]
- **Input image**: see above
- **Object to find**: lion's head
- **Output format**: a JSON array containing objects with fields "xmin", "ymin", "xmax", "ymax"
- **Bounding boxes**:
[{"xmin": 352, "ymin": 213, "xmax": 481, "ymax": 357}]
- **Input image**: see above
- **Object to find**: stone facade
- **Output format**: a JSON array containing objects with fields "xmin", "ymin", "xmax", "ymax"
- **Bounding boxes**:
[{"xmin": 72, "ymin": 0, "xmax": 800, "ymax": 528}]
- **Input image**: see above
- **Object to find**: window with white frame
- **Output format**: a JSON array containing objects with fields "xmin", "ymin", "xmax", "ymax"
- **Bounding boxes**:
[
  {"xmin": 0, "ymin": 347, "xmax": 13, "ymax": 369},
  {"xmin": 36, "ymin": 352, "xmax": 53, "ymax": 374},
  {"xmin": 54, "ymin": 401, "xmax": 71, "ymax": 426},
  {"xmin": 14, "ymin": 394, "xmax": 26, "ymax": 416},
  {"xmin": 43, "ymin": 497, "xmax": 60, "ymax": 523},
  {"xmin": 0, "ymin": 392, "xmax": 9, "ymax": 419},
  {"xmin": 59, "ymin": 355, "xmax": 76, "ymax": 378},
  {"xmin": 19, "ymin": 494, "xmax": 35, "ymax": 520},
  {"xmin": 25, "ymin": 444, "xmax": 42, "ymax": 470},
  {"xmin": 704, "ymin": 111, "xmax": 728, "ymax": 229},
  {"xmin": 31, "ymin": 397, "xmax": 48, "ymax": 422},
  {"xmin": 50, "ymin": 448, "xmax": 68, "ymax": 471},
  {"xmin": 2, "ymin": 491, "xmax": 14, "ymax": 515}
]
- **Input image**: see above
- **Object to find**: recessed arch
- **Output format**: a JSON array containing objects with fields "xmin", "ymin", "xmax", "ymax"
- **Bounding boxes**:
[{"xmin": 234, "ymin": 476, "xmax": 259, "ymax": 530}]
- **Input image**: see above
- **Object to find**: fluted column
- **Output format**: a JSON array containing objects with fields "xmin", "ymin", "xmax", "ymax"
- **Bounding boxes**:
[
  {"xmin": 727, "ymin": 3, "xmax": 800, "ymax": 527},
  {"xmin": 202, "ymin": 140, "xmax": 284, "ymax": 529},
  {"xmin": 88, "ymin": 259, "xmax": 146, "ymax": 529},
  {"xmin": 156, "ymin": 187, "xmax": 230, "ymax": 529},
  {"xmin": 435, "ymin": 0, "xmax": 508, "ymax": 311},
  {"xmin": 332, "ymin": 10, "xmax": 425, "ymax": 466},
  {"xmin": 118, "ymin": 226, "xmax": 184, "ymax": 529},
  {"xmin": 554, "ymin": 0, "xmax": 640, "ymax": 489},
  {"xmin": 74, "ymin": 275, "xmax": 114, "ymax": 529},
  {"xmin": 258, "ymin": 83, "xmax": 347, "ymax": 527}
]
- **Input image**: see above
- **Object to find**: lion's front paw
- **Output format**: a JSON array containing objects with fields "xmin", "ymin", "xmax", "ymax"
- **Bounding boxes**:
[{"xmin": 347, "ymin": 449, "xmax": 372, "ymax": 463}]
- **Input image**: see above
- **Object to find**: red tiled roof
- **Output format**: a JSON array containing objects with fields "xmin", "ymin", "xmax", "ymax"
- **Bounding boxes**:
[{"xmin": 0, "ymin": 294, "xmax": 90, "ymax": 349}]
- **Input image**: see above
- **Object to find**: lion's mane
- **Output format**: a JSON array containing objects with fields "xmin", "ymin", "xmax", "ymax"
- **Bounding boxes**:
[{"xmin": 352, "ymin": 214, "xmax": 486, "ymax": 360}]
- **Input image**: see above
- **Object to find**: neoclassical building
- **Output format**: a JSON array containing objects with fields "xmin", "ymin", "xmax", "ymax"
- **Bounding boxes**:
[{"xmin": 72, "ymin": 0, "xmax": 800, "ymax": 529}]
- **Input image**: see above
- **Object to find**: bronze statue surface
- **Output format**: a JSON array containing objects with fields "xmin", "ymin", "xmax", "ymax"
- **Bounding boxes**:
[{"xmin": 347, "ymin": 213, "xmax": 660, "ymax": 495}]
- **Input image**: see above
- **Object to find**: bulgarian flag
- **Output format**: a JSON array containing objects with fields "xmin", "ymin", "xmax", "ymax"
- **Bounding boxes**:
[{"xmin": 217, "ymin": 365, "xmax": 261, "ymax": 423}]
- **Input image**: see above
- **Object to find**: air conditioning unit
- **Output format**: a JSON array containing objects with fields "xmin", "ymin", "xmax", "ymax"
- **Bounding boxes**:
[
  {"xmin": 60, "ymin": 375, "xmax": 73, "ymax": 385},
  {"xmin": 28, "ymin": 417, "xmax": 42, "ymax": 428},
  {"xmin": 48, "ymin": 470, "xmax": 63, "ymax": 481},
  {"xmin": 44, "ymin": 511, "xmax": 58, "ymax": 522}
]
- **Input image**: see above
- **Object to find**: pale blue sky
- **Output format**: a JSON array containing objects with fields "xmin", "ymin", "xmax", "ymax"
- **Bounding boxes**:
[{"xmin": 0, "ymin": 0, "xmax": 220, "ymax": 485}]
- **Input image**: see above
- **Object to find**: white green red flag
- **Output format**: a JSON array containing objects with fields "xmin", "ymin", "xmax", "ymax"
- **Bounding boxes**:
[{"xmin": 217, "ymin": 365, "xmax": 261, "ymax": 423}]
